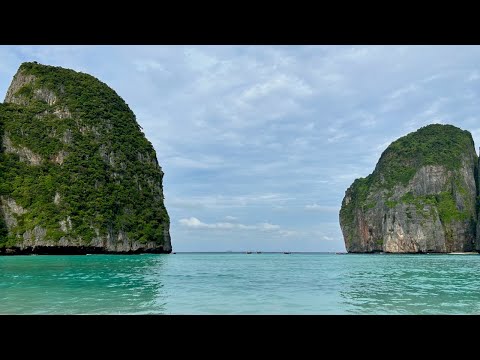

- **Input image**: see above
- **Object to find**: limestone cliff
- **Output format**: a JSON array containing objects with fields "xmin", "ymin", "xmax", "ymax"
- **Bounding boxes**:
[
  {"xmin": 340, "ymin": 124, "xmax": 478, "ymax": 253},
  {"xmin": 0, "ymin": 62, "xmax": 171, "ymax": 254}
]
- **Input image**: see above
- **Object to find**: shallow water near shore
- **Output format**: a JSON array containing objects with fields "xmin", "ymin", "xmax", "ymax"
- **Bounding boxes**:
[{"xmin": 1, "ymin": 252, "xmax": 480, "ymax": 314}]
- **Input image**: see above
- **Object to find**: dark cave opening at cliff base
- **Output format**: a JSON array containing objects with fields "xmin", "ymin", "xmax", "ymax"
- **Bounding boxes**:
[{"xmin": 0, "ymin": 246, "xmax": 169, "ymax": 255}]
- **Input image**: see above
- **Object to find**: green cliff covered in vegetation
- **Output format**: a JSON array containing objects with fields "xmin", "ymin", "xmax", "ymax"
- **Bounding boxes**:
[
  {"xmin": 340, "ymin": 124, "xmax": 478, "ymax": 253},
  {"xmin": 0, "ymin": 62, "xmax": 171, "ymax": 254}
]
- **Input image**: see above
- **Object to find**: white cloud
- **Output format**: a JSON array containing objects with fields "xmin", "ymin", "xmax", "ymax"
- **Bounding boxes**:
[
  {"xmin": 225, "ymin": 216, "xmax": 238, "ymax": 221},
  {"xmin": 387, "ymin": 84, "xmax": 418, "ymax": 100},
  {"xmin": 165, "ymin": 155, "xmax": 224, "ymax": 169},
  {"xmin": 183, "ymin": 47, "xmax": 218, "ymax": 72},
  {"xmin": 167, "ymin": 193, "xmax": 294, "ymax": 210},
  {"xmin": 405, "ymin": 98, "xmax": 451, "ymax": 131},
  {"xmin": 258, "ymin": 222, "xmax": 280, "ymax": 230},
  {"xmin": 133, "ymin": 59, "xmax": 168, "ymax": 73},
  {"xmin": 305, "ymin": 203, "xmax": 339, "ymax": 212},
  {"xmin": 178, "ymin": 217, "xmax": 280, "ymax": 232},
  {"xmin": 421, "ymin": 73, "xmax": 444, "ymax": 83},
  {"xmin": 240, "ymin": 74, "xmax": 313, "ymax": 103},
  {"xmin": 167, "ymin": 198, "xmax": 205, "ymax": 210},
  {"xmin": 327, "ymin": 132, "xmax": 348, "ymax": 143},
  {"xmin": 278, "ymin": 230, "xmax": 298, "ymax": 237},
  {"xmin": 179, "ymin": 217, "xmax": 204, "ymax": 227},
  {"xmin": 344, "ymin": 46, "xmax": 373, "ymax": 62},
  {"xmin": 467, "ymin": 70, "xmax": 480, "ymax": 82},
  {"xmin": 355, "ymin": 110, "xmax": 377, "ymax": 128},
  {"xmin": 421, "ymin": 98, "xmax": 448, "ymax": 117}
]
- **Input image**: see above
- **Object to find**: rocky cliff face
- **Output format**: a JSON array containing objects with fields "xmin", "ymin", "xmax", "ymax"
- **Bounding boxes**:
[
  {"xmin": 0, "ymin": 62, "xmax": 171, "ymax": 254},
  {"xmin": 340, "ymin": 124, "xmax": 478, "ymax": 253}
]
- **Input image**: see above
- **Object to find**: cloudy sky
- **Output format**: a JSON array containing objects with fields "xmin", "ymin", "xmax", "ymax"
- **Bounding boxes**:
[{"xmin": 2, "ymin": 45, "xmax": 480, "ymax": 252}]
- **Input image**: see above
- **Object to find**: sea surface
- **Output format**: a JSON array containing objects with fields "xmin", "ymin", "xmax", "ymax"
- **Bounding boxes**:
[{"xmin": 1, "ymin": 252, "xmax": 480, "ymax": 314}]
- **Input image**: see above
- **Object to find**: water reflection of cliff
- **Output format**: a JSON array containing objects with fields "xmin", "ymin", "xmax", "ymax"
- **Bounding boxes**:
[
  {"xmin": 0, "ymin": 254, "xmax": 169, "ymax": 314},
  {"xmin": 138, "ymin": 255, "xmax": 169, "ymax": 314},
  {"xmin": 339, "ymin": 254, "xmax": 480, "ymax": 314}
]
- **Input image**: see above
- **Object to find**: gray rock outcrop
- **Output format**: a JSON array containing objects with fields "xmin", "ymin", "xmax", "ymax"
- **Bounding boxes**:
[
  {"xmin": 340, "ymin": 124, "xmax": 478, "ymax": 253},
  {"xmin": 0, "ymin": 62, "xmax": 172, "ymax": 254}
]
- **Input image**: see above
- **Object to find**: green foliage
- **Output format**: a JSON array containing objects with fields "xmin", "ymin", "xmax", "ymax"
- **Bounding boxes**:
[
  {"xmin": 339, "ymin": 176, "xmax": 372, "ymax": 227},
  {"xmin": 0, "ymin": 63, "xmax": 169, "ymax": 247},
  {"xmin": 375, "ymin": 124, "xmax": 475, "ymax": 188},
  {"xmin": 385, "ymin": 200, "xmax": 397, "ymax": 209},
  {"xmin": 340, "ymin": 124, "xmax": 477, "ymax": 232},
  {"xmin": 399, "ymin": 190, "xmax": 470, "ymax": 223},
  {"xmin": 436, "ymin": 192, "xmax": 469, "ymax": 223},
  {"xmin": 364, "ymin": 202, "xmax": 376, "ymax": 210},
  {"xmin": 16, "ymin": 84, "xmax": 33, "ymax": 98}
]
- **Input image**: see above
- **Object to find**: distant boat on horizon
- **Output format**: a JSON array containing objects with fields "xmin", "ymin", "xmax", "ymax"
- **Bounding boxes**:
[{"xmin": 283, "ymin": 252, "xmax": 291, "ymax": 254}]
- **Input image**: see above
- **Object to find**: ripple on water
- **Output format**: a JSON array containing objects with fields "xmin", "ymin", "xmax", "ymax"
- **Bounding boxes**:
[{"xmin": 1, "ymin": 253, "xmax": 480, "ymax": 314}]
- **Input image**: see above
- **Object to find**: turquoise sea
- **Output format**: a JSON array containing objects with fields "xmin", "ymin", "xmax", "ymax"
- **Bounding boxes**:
[{"xmin": 1, "ymin": 252, "xmax": 480, "ymax": 314}]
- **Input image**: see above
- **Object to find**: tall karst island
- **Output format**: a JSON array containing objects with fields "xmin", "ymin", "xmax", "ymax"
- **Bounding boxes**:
[
  {"xmin": 340, "ymin": 124, "xmax": 480, "ymax": 253},
  {"xmin": 0, "ymin": 62, "xmax": 171, "ymax": 254}
]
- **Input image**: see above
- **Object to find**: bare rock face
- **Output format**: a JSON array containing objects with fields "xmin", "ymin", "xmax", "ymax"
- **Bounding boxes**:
[
  {"xmin": 0, "ymin": 62, "xmax": 172, "ymax": 254},
  {"xmin": 0, "ymin": 197, "xmax": 27, "ymax": 228},
  {"xmin": 4, "ymin": 72, "xmax": 36, "ymax": 105},
  {"xmin": 2, "ymin": 134, "xmax": 42, "ymax": 165},
  {"xmin": 340, "ymin": 124, "xmax": 478, "ymax": 253}
]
